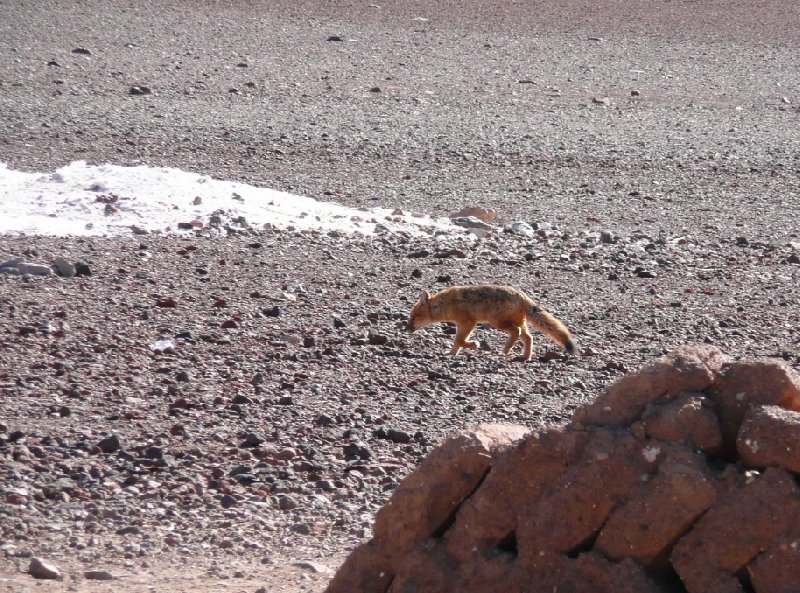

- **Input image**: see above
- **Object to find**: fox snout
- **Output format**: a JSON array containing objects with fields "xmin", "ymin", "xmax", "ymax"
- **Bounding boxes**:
[{"xmin": 406, "ymin": 319, "xmax": 417, "ymax": 333}]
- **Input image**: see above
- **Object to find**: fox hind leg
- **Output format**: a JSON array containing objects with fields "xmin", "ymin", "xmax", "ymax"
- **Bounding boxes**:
[
  {"xmin": 501, "ymin": 325, "xmax": 523, "ymax": 356},
  {"xmin": 521, "ymin": 327, "xmax": 533, "ymax": 360},
  {"xmin": 451, "ymin": 321, "xmax": 478, "ymax": 356}
]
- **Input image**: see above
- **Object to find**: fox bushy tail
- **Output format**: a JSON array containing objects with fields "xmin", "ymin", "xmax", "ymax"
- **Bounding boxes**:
[{"xmin": 524, "ymin": 303, "xmax": 576, "ymax": 354}]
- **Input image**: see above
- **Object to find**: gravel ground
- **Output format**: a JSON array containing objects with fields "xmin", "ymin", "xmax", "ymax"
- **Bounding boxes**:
[{"xmin": 1, "ymin": 1, "xmax": 799, "ymax": 591}]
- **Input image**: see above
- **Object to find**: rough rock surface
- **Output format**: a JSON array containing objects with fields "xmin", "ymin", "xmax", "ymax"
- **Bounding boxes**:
[
  {"xmin": 737, "ymin": 405, "xmax": 800, "ymax": 474},
  {"xmin": 328, "ymin": 345, "xmax": 800, "ymax": 593}
]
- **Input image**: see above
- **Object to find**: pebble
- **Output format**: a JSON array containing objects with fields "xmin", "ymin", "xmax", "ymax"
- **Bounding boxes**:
[
  {"xmin": 28, "ymin": 557, "xmax": 61, "ymax": 580},
  {"xmin": 84, "ymin": 570, "xmax": 114, "ymax": 581},
  {"xmin": 53, "ymin": 257, "xmax": 76, "ymax": 277},
  {"xmin": 96, "ymin": 434, "xmax": 121, "ymax": 453}
]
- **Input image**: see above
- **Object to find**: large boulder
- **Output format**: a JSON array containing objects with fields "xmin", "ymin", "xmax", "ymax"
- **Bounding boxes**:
[
  {"xmin": 737, "ymin": 404, "xmax": 800, "ymax": 473},
  {"xmin": 572, "ymin": 344, "xmax": 728, "ymax": 427},
  {"xmin": 326, "ymin": 346, "xmax": 800, "ymax": 593}
]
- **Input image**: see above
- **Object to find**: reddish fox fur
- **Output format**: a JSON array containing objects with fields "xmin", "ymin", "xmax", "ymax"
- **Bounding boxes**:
[{"xmin": 407, "ymin": 285, "xmax": 575, "ymax": 360}]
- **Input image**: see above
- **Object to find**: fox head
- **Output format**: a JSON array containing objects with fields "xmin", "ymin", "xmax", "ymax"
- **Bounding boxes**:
[{"xmin": 407, "ymin": 290, "xmax": 434, "ymax": 333}]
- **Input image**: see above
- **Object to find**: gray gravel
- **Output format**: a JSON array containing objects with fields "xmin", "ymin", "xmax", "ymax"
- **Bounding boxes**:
[{"xmin": 0, "ymin": 1, "xmax": 799, "ymax": 591}]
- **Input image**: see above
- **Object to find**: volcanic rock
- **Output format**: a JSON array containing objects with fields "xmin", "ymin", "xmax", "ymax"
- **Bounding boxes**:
[{"xmin": 327, "ymin": 346, "xmax": 800, "ymax": 593}]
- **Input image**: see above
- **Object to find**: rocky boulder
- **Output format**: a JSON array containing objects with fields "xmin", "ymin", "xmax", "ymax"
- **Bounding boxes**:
[{"xmin": 326, "ymin": 345, "xmax": 800, "ymax": 593}]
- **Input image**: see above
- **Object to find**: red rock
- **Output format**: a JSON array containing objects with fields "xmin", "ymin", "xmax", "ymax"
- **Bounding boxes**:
[
  {"xmin": 748, "ymin": 525, "xmax": 800, "ymax": 593},
  {"xmin": 595, "ymin": 448, "xmax": 718, "ymax": 568},
  {"xmin": 444, "ymin": 428, "xmax": 589, "ymax": 561},
  {"xmin": 517, "ymin": 429, "xmax": 660, "ymax": 561},
  {"xmin": 737, "ymin": 405, "xmax": 800, "ymax": 473},
  {"xmin": 572, "ymin": 344, "xmax": 728, "ymax": 427},
  {"xmin": 642, "ymin": 393, "xmax": 722, "ymax": 452},
  {"xmin": 324, "ymin": 542, "xmax": 393, "ymax": 593},
  {"xmin": 709, "ymin": 359, "xmax": 800, "ymax": 452},
  {"xmin": 372, "ymin": 424, "xmax": 528, "ymax": 562},
  {"xmin": 448, "ymin": 206, "xmax": 497, "ymax": 223},
  {"xmin": 671, "ymin": 467, "xmax": 800, "ymax": 593}
]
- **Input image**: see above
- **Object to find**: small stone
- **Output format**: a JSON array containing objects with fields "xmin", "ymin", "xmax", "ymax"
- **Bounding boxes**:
[
  {"xmin": 96, "ymin": 434, "xmax": 121, "ymax": 454},
  {"xmin": 631, "ymin": 89, "xmax": 641, "ymax": 97},
  {"xmin": 129, "ymin": 85, "xmax": 152, "ymax": 96},
  {"xmin": 74, "ymin": 261, "xmax": 92, "ymax": 276},
  {"xmin": 156, "ymin": 297, "xmax": 178, "ymax": 308},
  {"xmin": 510, "ymin": 222, "xmax": 535, "ymax": 237},
  {"xmin": 240, "ymin": 432, "xmax": 264, "ymax": 447},
  {"xmin": 407, "ymin": 249, "xmax": 430, "ymax": 259},
  {"xmin": 220, "ymin": 494, "xmax": 237, "ymax": 509},
  {"xmin": 592, "ymin": 96, "xmax": 611, "ymax": 105},
  {"xmin": 449, "ymin": 207, "xmax": 497, "ymax": 223},
  {"xmin": 263, "ymin": 306, "xmax": 280, "ymax": 317},
  {"xmin": 29, "ymin": 557, "xmax": 61, "ymax": 580},
  {"xmin": 71, "ymin": 47, "xmax": 92, "ymax": 55},
  {"xmin": 368, "ymin": 332, "xmax": 388, "ymax": 346},
  {"xmin": 278, "ymin": 495, "xmax": 298, "ymax": 510},
  {"xmin": 53, "ymin": 257, "xmax": 76, "ymax": 277},
  {"xmin": 450, "ymin": 216, "xmax": 493, "ymax": 231},
  {"xmin": 175, "ymin": 370, "xmax": 190, "ymax": 382},
  {"xmin": 314, "ymin": 414, "xmax": 335, "ymax": 427},
  {"xmin": 343, "ymin": 441, "xmax": 373, "ymax": 460},
  {"xmin": 327, "ymin": 35, "xmax": 344, "ymax": 42},
  {"xmin": 387, "ymin": 429, "xmax": 412, "ymax": 444},
  {"xmin": 294, "ymin": 561, "xmax": 332, "ymax": 574},
  {"xmin": 16, "ymin": 263, "xmax": 52, "ymax": 276},
  {"xmin": 635, "ymin": 268, "xmax": 657, "ymax": 278},
  {"xmin": 84, "ymin": 571, "xmax": 114, "ymax": 581},
  {"xmin": 221, "ymin": 319, "xmax": 239, "ymax": 329},
  {"xmin": 333, "ymin": 315, "xmax": 347, "ymax": 329},
  {"xmin": 600, "ymin": 231, "xmax": 616, "ymax": 244}
]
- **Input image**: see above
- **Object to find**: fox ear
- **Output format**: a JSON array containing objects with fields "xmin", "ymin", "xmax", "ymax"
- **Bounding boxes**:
[{"xmin": 418, "ymin": 290, "xmax": 430, "ymax": 305}]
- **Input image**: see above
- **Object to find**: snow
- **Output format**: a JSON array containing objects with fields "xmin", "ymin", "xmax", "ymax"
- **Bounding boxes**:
[{"xmin": 0, "ymin": 161, "xmax": 459, "ymax": 237}]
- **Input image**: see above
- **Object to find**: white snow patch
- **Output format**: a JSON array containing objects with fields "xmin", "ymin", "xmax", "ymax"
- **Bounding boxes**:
[{"xmin": 0, "ymin": 161, "xmax": 461, "ymax": 237}]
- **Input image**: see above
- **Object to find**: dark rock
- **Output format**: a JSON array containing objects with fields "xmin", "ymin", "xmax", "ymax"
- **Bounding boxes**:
[
  {"xmin": 28, "ymin": 557, "xmax": 61, "ymax": 580},
  {"xmin": 84, "ymin": 571, "xmax": 114, "ymax": 581},
  {"xmin": 220, "ymin": 494, "xmax": 238, "ymax": 508},
  {"xmin": 129, "ymin": 85, "xmax": 152, "ymax": 96},
  {"xmin": 74, "ymin": 261, "xmax": 92, "ymax": 276},
  {"xmin": 96, "ymin": 434, "xmax": 121, "ymax": 453}
]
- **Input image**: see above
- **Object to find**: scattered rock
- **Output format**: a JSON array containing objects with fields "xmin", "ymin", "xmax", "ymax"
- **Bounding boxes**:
[
  {"xmin": 74, "ymin": 261, "xmax": 92, "ymax": 276},
  {"xmin": 84, "ymin": 570, "xmax": 114, "ymax": 581},
  {"xmin": 96, "ymin": 434, "xmax": 121, "ymax": 453},
  {"xmin": 450, "ymin": 216, "xmax": 493, "ymax": 231},
  {"xmin": 129, "ymin": 85, "xmax": 152, "ymax": 96},
  {"xmin": 28, "ymin": 557, "xmax": 61, "ymax": 580},
  {"xmin": 52, "ymin": 257, "xmax": 76, "ymax": 277},
  {"xmin": 449, "ymin": 207, "xmax": 497, "ymax": 223}
]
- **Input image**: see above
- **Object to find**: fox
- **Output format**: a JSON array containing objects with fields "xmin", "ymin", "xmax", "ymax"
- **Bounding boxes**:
[{"xmin": 406, "ymin": 284, "xmax": 576, "ymax": 360}]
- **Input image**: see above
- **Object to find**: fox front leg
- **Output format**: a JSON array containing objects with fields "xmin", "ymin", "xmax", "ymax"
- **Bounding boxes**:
[
  {"xmin": 501, "ymin": 325, "xmax": 523, "ymax": 356},
  {"xmin": 451, "ymin": 321, "xmax": 478, "ymax": 356}
]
